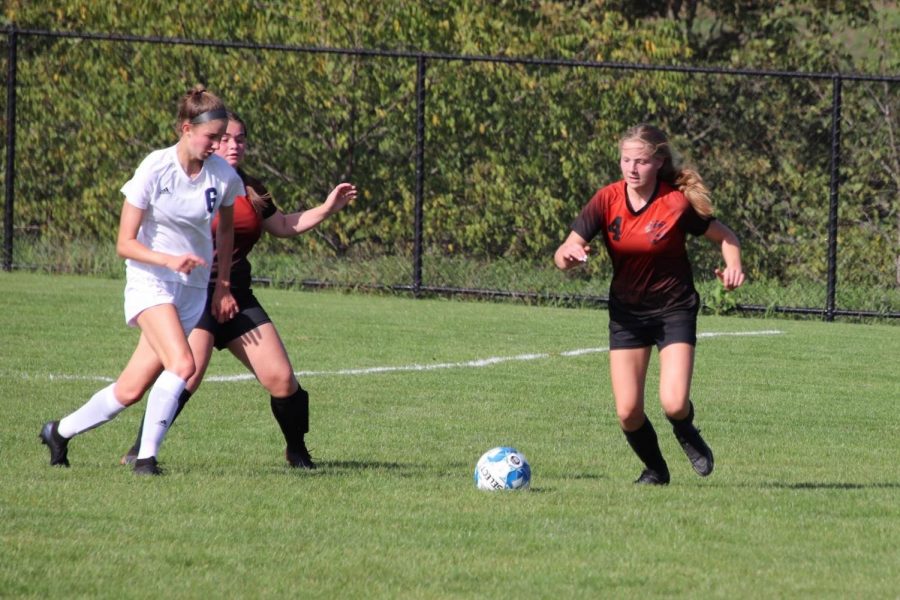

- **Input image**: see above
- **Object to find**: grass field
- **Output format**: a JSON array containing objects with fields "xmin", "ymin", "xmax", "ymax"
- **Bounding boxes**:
[{"xmin": 1, "ymin": 272, "xmax": 898, "ymax": 598}]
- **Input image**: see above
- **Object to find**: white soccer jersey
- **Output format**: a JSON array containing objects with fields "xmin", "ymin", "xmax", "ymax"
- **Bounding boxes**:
[{"xmin": 120, "ymin": 145, "xmax": 244, "ymax": 288}]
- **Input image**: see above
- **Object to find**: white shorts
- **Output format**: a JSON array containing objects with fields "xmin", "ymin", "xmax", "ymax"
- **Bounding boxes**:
[{"xmin": 123, "ymin": 275, "xmax": 207, "ymax": 332}]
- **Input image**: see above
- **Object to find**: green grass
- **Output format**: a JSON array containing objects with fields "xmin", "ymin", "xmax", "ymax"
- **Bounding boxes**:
[{"xmin": 2, "ymin": 271, "xmax": 899, "ymax": 598}]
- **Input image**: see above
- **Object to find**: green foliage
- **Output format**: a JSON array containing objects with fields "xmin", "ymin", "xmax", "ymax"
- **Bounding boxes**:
[
  {"xmin": 704, "ymin": 281, "xmax": 740, "ymax": 315},
  {"xmin": 1, "ymin": 0, "xmax": 897, "ymax": 306}
]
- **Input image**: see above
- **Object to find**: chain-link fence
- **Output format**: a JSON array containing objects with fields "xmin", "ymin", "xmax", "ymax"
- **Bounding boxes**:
[{"xmin": 2, "ymin": 27, "xmax": 899, "ymax": 320}]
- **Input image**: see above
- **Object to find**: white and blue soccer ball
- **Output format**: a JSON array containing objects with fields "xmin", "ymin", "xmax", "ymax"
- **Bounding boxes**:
[{"xmin": 474, "ymin": 446, "xmax": 531, "ymax": 491}]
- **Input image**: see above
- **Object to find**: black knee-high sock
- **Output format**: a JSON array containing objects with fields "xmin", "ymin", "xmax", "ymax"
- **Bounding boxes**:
[
  {"xmin": 667, "ymin": 400, "xmax": 696, "ymax": 433},
  {"xmin": 270, "ymin": 386, "xmax": 309, "ymax": 453},
  {"xmin": 623, "ymin": 416, "xmax": 668, "ymax": 473},
  {"xmin": 129, "ymin": 389, "xmax": 192, "ymax": 453}
]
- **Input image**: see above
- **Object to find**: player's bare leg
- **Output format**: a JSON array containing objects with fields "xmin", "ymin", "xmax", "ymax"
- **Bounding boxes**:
[
  {"xmin": 610, "ymin": 347, "xmax": 670, "ymax": 484},
  {"xmin": 228, "ymin": 323, "xmax": 315, "ymax": 469},
  {"xmin": 659, "ymin": 343, "xmax": 713, "ymax": 476}
]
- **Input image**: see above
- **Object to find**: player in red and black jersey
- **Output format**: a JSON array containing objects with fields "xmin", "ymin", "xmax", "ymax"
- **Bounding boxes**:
[
  {"xmin": 555, "ymin": 123, "xmax": 744, "ymax": 485},
  {"xmin": 121, "ymin": 111, "xmax": 357, "ymax": 470}
]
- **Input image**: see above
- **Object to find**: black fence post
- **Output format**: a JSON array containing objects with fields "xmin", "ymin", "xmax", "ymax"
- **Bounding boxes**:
[
  {"xmin": 412, "ymin": 55, "xmax": 426, "ymax": 296},
  {"xmin": 3, "ymin": 26, "xmax": 17, "ymax": 272},
  {"xmin": 825, "ymin": 76, "xmax": 842, "ymax": 322},
  {"xmin": 0, "ymin": 28, "xmax": 897, "ymax": 318}
]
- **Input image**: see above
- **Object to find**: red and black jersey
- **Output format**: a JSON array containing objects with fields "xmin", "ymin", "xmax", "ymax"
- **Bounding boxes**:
[
  {"xmin": 571, "ymin": 180, "xmax": 712, "ymax": 320},
  {"xmin": 210, "ymin": 169, "xmax": 278, "ymax": 289}
]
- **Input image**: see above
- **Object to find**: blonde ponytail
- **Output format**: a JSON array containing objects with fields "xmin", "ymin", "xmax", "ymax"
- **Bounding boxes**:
[{"xmin": 675, "ymin": 168, "xmax": 714, "ymax": 217}]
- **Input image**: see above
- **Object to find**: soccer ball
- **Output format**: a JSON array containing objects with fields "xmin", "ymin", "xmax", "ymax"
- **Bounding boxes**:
[{"xmin": 474, "ymin": 446, "xmax": 531, "ymax": 491}]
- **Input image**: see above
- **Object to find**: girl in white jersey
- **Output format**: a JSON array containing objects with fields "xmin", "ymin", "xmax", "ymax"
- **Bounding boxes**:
[{"xmin": 39, "ymin": 85, "xmax": 244, "ymax": 475}]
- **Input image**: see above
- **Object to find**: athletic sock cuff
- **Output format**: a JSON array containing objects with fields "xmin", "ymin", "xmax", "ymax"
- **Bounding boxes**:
[
  {"xmin": 271, "ymin": 386, "xmax": 308, "ymax": 404},
  {"xmin": 103, "ymin": 391, "xmax": 128, "ymax": 416},
  {"xmin": 667, "ymin": 401, "xmax": 696, "ymax": 428},
  {"xmin": 155, "ymin": 370, "xmax": 187, "ymax": 397}
]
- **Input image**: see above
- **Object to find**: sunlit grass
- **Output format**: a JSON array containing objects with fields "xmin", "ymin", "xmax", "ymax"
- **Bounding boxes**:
[{"xmin": 1, "ymin": 272, "xmax": 899, "ymax": 597}]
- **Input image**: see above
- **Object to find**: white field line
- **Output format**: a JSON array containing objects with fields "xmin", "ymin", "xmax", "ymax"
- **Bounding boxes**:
[{"xmin": 31, "ymin": 329, "xmax": 783, "ymax": 384}]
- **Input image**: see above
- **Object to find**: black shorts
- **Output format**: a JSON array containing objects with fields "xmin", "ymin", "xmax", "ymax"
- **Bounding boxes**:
[
  {"xmin": 608, "ymin": 309, "xmax": 698, "ymax": 350},
  {"xmin": 195, "ymin": 287, "xmax": 272, "ymax": 350}
]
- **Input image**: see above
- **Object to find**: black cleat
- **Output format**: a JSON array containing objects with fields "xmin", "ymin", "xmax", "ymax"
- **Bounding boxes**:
[
  {"xmin": 120, "ymin": 445, "xmax": 139, "ymax": 466},
  {"xmin": 634, "ymin": 467, "xmax": 670, "ymax": 485},
  {"xmin": 673, "ymin": 425, "xmax": 714, "ymax": 477},
  {"xmin": 39, "ymin": 421, "xmax": 70, "ymax": 467},
  {"xmin": 286, "ymin": 443, "xmax": 317, "ymax": 470},
  {"xmin": 133, "ymin": 457, "xmax": 163, "ymax": 476}
]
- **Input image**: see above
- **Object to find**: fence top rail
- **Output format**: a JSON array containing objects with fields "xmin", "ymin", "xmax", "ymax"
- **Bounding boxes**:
[{"xmin": 4, "ymin": 25, "xmax": 899, "ymax": 84}]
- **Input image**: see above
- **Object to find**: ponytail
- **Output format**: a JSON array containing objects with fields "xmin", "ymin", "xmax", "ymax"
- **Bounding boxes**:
[
  {"xmin": 175, "ymin": 84, "xmax": 226, "ymax": 134},
  {"xmin": 674, "ymin": 168, "xmax": 714, "ymax": 217}
]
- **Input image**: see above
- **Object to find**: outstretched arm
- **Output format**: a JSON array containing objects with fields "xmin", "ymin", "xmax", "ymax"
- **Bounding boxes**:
[
  {"xmin": 704, "ymin": 220, "xmax": 745, "ymax": 291},
  {"xmin": 263, "ymin": 183, "xmax": 358, "ymax": 238}
]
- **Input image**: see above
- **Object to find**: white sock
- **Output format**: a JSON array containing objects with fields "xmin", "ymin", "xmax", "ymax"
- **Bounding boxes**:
[
  {"xmin": 58, "ymin": 383, "xmax": 127, "ymax": 438},
  {"xmin": 137, "ymin": 370, "xmax": 186, "ymax": 460}
]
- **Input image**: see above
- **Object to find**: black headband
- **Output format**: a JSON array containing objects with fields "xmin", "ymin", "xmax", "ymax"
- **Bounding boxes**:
[{"xmin": 190, "ymin": 108, "xmax": 228, "ymax": 124}]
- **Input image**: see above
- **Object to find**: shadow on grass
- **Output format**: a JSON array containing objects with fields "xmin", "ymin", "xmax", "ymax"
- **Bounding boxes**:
[
  {"xmin": 763, "ymin": 481, "xmax": 900, "ymax": 490},
  {"xmin": 321, "ymin": 459, "xmax": 431, "ymax": 472},
  {"xmin": 297, "ymin": 461, "xmax": 557, "ymax": 493},
  {"xmin": 567, "ymin": 472, "xmax": 607, "ymax": 481},
  {"xmin": 307, "ymin": 459, "xmax": 477, "ymax": 476}
]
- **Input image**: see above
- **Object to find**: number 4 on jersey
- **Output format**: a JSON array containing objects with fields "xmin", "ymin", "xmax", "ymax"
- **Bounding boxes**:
[{"xmin": 608, "ymin": 216, "xmax": 622, "ymax": 241}]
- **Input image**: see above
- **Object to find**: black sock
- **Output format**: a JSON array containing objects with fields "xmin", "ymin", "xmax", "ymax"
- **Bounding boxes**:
[
  {"xmin": 172, "ymin": 388, "xmax": 192, "ymax": 422},
  {"xmin": 270, "ymin": 386, "xmax": 309, "ymax": 454},
  {"xmin": 129, "ymin": 389, "xmax": 192, "ymax": 453},
  {"xmin": 667, "ymin": 401, "xmax": 696, "ymax": 433},
  {"xmin": 623, "ymin": 416, "xmax": 668, "ymax": 473}
]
